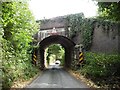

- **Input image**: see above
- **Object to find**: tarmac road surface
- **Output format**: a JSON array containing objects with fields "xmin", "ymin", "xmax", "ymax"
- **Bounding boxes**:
[{"xmin": 26, "ymin": 66, "xmax": 89, "ymax": 88}]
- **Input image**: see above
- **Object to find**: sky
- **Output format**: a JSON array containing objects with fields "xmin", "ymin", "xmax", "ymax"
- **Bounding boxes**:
[{"xmin": 28, "ymin": 0, "xmax": 98, "ymax": 20}]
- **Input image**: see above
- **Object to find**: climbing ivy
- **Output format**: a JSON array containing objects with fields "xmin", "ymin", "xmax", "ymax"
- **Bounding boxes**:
[
  {"xmin": 66, "ymin": 13, "xmax": 95, "ymax": 50},
  {"xmin": 66, "ymin": 13, "xmax": 119, "ymax": 51},
  {"xmin": 82, "ymin": 19, "xmax": 95, "ymax": 50},
  {"xmin": 65, "ymin": 13, "xmax": 119, "ymax": 70},
  {"xmin": 66, "ymin": 13, "xmax": 84, "ymax": 38}
]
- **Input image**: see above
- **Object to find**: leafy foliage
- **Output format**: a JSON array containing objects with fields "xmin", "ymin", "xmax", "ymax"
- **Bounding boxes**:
[
  {"xmin": 47, "ymin": 44, "xmax": 62, "ymax": 57},
  {"xmin": 66, "ymin": 13, "xmax": 119, "ymax": 51},
  {"xmin": 66, "ymin": 13, "xmax": 94, "ymax": 50},
  {"xmin": 80, "ymin": 52, "xmax": 120, "ymax": 88},
  {"xmin": 1, "ymin": 2, "xmax": 39, "ymax": 88},
  {"xmin": 46, "ymin": 44, "xmax": 65, "ymax": 65},
  {"xmin": 98, "ymin": 2, "xmax": 120, "ymax": 21}
]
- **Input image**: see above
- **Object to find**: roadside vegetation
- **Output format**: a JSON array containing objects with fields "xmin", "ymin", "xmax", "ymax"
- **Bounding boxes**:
[
  {"xmin": 78, "ymin": 52, "xmax": 120, "ymax": 88},
  {"xmin": 1, "ymin": 2, "xmax": 39, "ymax": 89},
  {"xmin": 79, "ymin": 2, "xmax": 120, "ymax": 88},
  {"xmin": 70, "ymin": 2, "xmax": 120, "ymax": 88},
  {"xmin": 1, "ymin": 1, "xmax": 120, "ymax": 89}
]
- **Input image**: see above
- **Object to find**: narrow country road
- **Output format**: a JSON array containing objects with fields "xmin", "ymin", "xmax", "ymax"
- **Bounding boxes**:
[{"xmin": 26, "ymin": 66, "xmax": 89, "ymax": 88}]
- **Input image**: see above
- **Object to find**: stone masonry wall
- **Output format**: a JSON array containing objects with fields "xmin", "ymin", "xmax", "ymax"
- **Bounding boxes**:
[
  {"xmin": 90, "ymin": 22, "xmax": 119, "ymax": 53},
  {"xmin": 72, "ymin": 21, "xmax": 119, "ymax": 53}
]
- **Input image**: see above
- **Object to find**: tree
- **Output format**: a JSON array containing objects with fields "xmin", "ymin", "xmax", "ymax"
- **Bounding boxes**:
[
  {"xmin": 46, "ymin": 44, "xmax": 65, "ymax": 65},
  {"xmin": 2, "ymin": 2, "xmax": 38, "ymax": 49},
  {"xmin": 1, "ymin": 1, "xmax": 38, "ymax": 88},
  {"xmin": 97, "ymin": 2, "xmax": 120, "ymax": 21},
  {"xmin": 47, "ymin": 44, "xmax": 62, "ymax": 59}
]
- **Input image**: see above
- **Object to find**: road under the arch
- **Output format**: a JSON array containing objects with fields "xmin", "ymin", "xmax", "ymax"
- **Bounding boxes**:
[
  {"xmin": 26, "ymin": 68, "xmax": 89, "ymax": 88},
  {"xmin": 39, "ymin": 35, "xmax": 75, "ymax": 69}
]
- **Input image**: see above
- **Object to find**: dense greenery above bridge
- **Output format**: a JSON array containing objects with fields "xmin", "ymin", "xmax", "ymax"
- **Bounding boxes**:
[{"xmin": 98, "ymin": 2, "xmax": 120, "ymax": 22}]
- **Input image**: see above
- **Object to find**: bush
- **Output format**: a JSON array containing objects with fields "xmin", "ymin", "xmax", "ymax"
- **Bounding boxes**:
[
  {"xmin": 80, "ymin": 52, "xmax": 120, "ymax": 78},
  {"xmin": 1, "ymin": 2, "xmax": 39, "ymax": 89}
]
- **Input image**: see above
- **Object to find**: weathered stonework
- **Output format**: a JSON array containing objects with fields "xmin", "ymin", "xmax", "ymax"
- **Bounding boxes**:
[
  {"xmin": 35, "ymin": 14, "xmax": 120, "ymax": 69},
  {"xmin": 90, "ymin": 22, "xmax": 119, "ymax": 53}
]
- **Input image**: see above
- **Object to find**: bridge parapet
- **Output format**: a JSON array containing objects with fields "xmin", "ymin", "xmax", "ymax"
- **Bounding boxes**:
[{"xmin": 38, "ymin": 27, "xmax": 66, "ymax": 41}]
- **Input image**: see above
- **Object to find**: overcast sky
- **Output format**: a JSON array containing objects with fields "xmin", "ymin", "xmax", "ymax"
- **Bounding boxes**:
[{"xmin": 28, "ymin": 0, "xmax": 98, "ymax": 20}]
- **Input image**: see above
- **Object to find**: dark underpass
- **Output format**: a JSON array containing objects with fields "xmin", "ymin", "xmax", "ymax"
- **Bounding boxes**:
[
  {"xmin": 39, "ymin": 35, "xmax": 75, "ymax": 69},
  {"xmin": 26, "ymin": 35, "xmax": 89, "ymax": 88}
]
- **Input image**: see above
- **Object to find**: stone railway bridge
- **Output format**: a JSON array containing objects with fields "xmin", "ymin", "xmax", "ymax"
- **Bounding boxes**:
[
  {"xmin": 33, "ymin": 15, "xmax": 81, "ymax": 69},
  {"xmin": 32, "ymin": 14, "xmax": 119, "ymax": 69}
]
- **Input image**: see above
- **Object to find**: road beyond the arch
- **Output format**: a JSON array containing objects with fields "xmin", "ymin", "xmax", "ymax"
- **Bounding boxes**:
[{"xmin": 26, "ymin": 66, "xmax": 89, "ymax": 88}]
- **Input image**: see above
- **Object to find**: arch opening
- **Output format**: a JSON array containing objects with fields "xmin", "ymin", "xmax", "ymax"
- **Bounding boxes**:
[
  {"xmin": 44, "ymin": 44, "xmax": 65, "ymax": 68},
  {"xmin": 39, "ymin": 35, "xmax": 75, "ymax": 69}
]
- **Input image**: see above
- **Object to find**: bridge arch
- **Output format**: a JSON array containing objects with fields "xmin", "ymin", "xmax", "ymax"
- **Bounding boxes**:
[{"xmin": 39, "ymin": 35, "xmax": 75, "ymax": 69}]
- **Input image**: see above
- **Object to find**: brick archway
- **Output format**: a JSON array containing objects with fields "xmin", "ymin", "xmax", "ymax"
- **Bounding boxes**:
[{"xmin": 39, "ymin": 35, "xmax": 75, "ymax": 69}]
